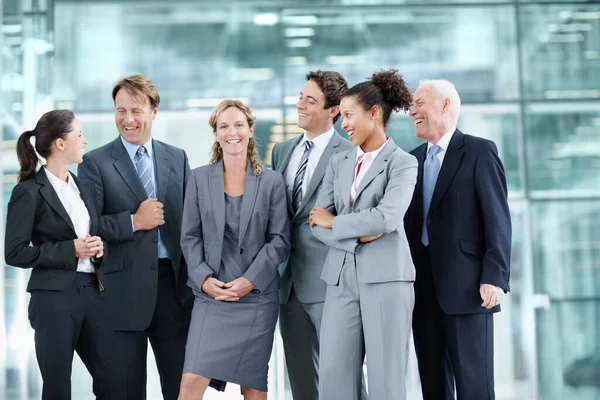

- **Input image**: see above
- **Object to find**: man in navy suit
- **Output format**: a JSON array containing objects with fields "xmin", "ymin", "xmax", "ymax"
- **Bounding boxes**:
[{"xmin": 404, "ymin": 80, "xmax": 511, "ymax": 400}]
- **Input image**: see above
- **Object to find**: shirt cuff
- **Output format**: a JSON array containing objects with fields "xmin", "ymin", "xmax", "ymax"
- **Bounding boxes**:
[{"xmin": 130, "ymin": 215, "xmax": 136, "ymax": 233}]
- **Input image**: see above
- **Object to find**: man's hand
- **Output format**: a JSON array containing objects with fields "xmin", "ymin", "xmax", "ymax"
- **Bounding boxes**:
[
  {"xmin": 359, "ymin": 233, "xmax": 383, "ymax": 243},
  {"xmin": 74, "ymin": 235, "xmax": 103, "ymax": 259},
  {"xmin": 309, "ymin": 207, "xmax": 334, "ymax": 229},
  {"xmin": 202, "ymin": 277, "xmax": 240, "ymax": 302},
  {"xmin": 480, "ymin": 283, "xmax": 503, "ymax": 309},
  {"xmin": 133, "ymin": 198, "xmax": 165, "ymax": 231},
  {"xmin": 223, "ymin": 277, "xmax": 256, "ymax": 299}
]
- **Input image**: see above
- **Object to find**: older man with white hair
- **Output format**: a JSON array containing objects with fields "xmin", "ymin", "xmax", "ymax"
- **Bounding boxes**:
[{"xmin": 404, "ymin": 80, "xmax": 512, "ymax": 400}]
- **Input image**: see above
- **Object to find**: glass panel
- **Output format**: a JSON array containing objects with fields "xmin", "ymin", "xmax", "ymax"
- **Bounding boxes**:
[
  {"xmin": 54, "ymin": 3, "xmax": 284, "ymax": 112},
  {"xmin": 532, "ymin": 201, "xmax": 600, "ymax": 400},
  {"xmin": 283, "ymin": 6, "xmax": 519, "ymax": 102},
  {"xmin": 525, "ymin": 102, "xmax": 600, "ymax": 194},
  {"xmin": 519, "ymin": 4, "xmax": 600, "ymax": 100}
]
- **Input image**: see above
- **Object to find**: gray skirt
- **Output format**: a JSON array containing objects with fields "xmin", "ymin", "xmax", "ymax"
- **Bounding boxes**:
[{"xmin": 183, "ymin": 289, "xmax": 279, "ymax": 392}]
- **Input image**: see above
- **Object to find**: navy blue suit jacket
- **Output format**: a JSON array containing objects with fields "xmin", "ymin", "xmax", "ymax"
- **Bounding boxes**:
[{"xmin": 405, "ymin": 129, "xmax": 511, "ymax": 315}]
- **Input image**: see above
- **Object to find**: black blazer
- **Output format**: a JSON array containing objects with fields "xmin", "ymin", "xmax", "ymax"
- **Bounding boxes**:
[
  {"xmin": 78, "ymin": 137, "xmax": 192, "ymax": 331},
  {"xmin": 404, "ymin": 129, "xmax": 512, "ymax": 315},
  {"xmin": 4, "ymin": 169, "xmax": 102, "ymax": 292}
]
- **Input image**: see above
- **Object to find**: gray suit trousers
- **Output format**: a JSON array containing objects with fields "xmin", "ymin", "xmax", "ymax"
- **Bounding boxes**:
[
  {"xmin": 279, "ymin": 289, "xmax": 324, "ymax": 400},
  {"xmin": 319, "ymin": 255, "xmax": 414, "ymax": 400}
]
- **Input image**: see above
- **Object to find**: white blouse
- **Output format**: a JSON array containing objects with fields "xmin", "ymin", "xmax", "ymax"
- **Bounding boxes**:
[{"xmin": 44, "ymin": 168, "xmax": 94, "ymax": 273}]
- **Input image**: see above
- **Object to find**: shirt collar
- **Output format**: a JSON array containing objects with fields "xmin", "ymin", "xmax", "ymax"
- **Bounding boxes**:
[
  {"xmin": 427, "ymin": 126, "xmax": 456, "ymax": 152},
  {"xmin": 121, "ymin": 136, "xmax": 154, "ymax": 161},
  {"xmin": 356, "ymin": 137, "xmax": 389, "ymax": 161},
  {"xmin": 302, "ymin": 127, "xmax": 335, "ymax": 150},
  {"xmin": 44, "ymin": 168, "xmax": 80, "ymax": 194}
]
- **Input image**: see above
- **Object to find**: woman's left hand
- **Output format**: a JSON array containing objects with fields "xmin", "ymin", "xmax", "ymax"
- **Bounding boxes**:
[
  {"xmin": 222, "ymin": 277, "xmax": 256, "ymax": 299},
  {"xmin": 309, "ymin": 207, "xmax": 334, "ymax": 228}
]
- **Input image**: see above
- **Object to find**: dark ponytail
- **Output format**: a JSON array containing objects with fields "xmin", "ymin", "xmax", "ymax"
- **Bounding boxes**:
[
  {"xmin": 343, "ymin": 69, "xmax": 412, "ymax": 128},
  {"xmin": 16, "ymin": 130, "xmax": 39, "ymax": 182},
  {"xmin": 16, "ymin": 109, "xmax": 75, "ymax": 182}
]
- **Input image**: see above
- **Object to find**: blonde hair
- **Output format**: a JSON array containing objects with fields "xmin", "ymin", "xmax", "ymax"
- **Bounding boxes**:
[
  {"xmin": 112, "ymin": 74, "xmax": 160, "ymax": 110},
  {"xmin": 209, "ymin": 100, "xmax": 263, "ymax": 175}
]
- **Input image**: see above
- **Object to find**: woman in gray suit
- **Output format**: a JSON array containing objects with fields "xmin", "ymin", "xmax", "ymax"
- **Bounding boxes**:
[
  {"xmin": 178, "ymin": 100, "xmax": 291, "ymax": 400},
  {"xmin": 310, "ymin": 70, "xmax": 417, "ymax": 400}
]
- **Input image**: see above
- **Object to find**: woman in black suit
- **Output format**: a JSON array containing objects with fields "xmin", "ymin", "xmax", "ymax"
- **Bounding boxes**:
[{"xmin": 4, "ymin": 110, "xmax": 126, "ymax": 399}]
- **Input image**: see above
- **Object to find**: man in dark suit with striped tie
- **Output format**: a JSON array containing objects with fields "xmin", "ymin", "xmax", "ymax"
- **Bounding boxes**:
[{"xmin": 78, "ymin": 74, "xmax": 193, "ymax": 400}]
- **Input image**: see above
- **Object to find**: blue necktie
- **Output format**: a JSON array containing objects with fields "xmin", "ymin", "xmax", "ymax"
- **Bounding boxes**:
[
  {"xmin": 292, "ymin": 140, "xmax": 313, "ymax": 212},
  {"xmin": 135, "ymin": 146, "xmax": 155, "ymax": 199},
  {"xmin": 421, "ymin": 145, "xmax": 442, "ymax": 246}
]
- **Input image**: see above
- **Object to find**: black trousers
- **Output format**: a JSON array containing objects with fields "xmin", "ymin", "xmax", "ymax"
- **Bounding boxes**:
[
  {"xmin": 116, "ymin": 258, "xmax": 191, "ymax": 400},
  {"xmin": 28, "ymin": 272, "xmax": 126, "ymax": 400},
  {"xmin": 412, "ymin": 245, "xmax": 495, "ymax": 400}
]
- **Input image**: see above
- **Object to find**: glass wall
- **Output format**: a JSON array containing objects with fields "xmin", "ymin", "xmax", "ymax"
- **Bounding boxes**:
[{"xmin": 1, "ymin": 0, "xmax": 599, "ymax": 399}]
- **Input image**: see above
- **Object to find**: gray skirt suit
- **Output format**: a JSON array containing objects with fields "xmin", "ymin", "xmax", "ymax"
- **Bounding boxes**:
[{"xmin": 180, "ymin": 160, "xmax": 291, "ymax": 391}]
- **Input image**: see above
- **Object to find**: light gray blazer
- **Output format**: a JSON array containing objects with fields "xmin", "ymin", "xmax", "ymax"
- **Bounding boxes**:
[
  {"xmin": 272, "ymin": 131, "xmax": 353, "ymax": 304},
  {"xmin": 181, "ymin": 160, "xmax": 291, "ymax": 295},
  {"xmin": 312, "ymin": 138, "xmax": 418, "ymax": 285}
]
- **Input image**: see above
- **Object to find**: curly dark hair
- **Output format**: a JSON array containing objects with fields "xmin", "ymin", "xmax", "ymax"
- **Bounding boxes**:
[
  {"xmin": 305, "ymin": 70, "xmax": 348, "ymax": 123},
  {"xmin": 343, "ymin": 69, "xmax": 412, "ymax": 128}
]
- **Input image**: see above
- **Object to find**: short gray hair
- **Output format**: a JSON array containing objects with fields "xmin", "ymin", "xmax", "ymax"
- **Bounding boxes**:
[{"xmin": 418, "ymin": 79, "xmax": 461, "ymax": 124}]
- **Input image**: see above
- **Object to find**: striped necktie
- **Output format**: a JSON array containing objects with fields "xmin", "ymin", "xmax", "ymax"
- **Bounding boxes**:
[
  {"xmin": 135, "ymin": 146, "xmax": 156, "ymax": 199},
  {"xmin": 292, "ymin": 140, "xmax": 313, "ymax": 212}
]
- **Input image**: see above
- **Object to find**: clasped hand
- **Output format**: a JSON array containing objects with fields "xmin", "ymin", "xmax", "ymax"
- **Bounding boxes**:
[
  {"xmin": 202, "ymin": 277, "xmax": 256, "ymax": 301},
  {"xmin": 74, "ymin": 234, "xmax": 103, "ymax": 259},
  {"xmin": 309, "ymin": 207, "xmax": 334, "ymax": 229}
]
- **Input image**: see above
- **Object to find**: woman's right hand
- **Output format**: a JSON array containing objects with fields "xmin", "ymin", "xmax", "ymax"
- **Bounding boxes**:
[
  {"xmin": 202, "ymin": 277, "xmax": 240, "ymax": 302},
  {"xmin": 73, "ymin": 236, "xmax": 103, "ymax": 259},
  {"xmin": 359, "ymin": 233, "xmax": 383, "ymax": 243}
]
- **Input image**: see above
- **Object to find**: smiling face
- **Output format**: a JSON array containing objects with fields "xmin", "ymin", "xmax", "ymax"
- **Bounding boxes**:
[
  {"xmin": 339, "ymin": 95, "xmax": 378, "ymax": 149},
  {"xmin": 410, "ymin": 85, "xmax": 451, "ymax": 142},
  {"xmin": 52, "ymin": 118, "xmax": 88, "ymax": 164},
  {"xmin": 297, "ymin": 79, "xmax": 338, "ymax": 137},
  {"xmin": 213, "ymin": 106, "xmax": 254, "ymax": 157},
  {"xmin": 114, "ymin": 89, "xmax": 157, "ymax": 145}
]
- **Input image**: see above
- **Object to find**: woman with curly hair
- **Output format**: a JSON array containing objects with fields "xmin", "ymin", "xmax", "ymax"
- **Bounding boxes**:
[
  {"xmin": 178, "ymin": 100, "xmax": 291, "ymax": 400},
  {"xmin": 309, "ymin": 70, "xmax": 417, "ymax": 400}
]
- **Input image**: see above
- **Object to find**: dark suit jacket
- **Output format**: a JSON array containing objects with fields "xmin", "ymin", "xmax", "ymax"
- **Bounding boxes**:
[
  {"xmin": 78, "ymin": 137, "xmax": 192, "ymax": 331},
  {"xmin": 4, "ymin": 170, "xmax": 102, "ymax": 292},
  {"xmin": 405, "ymin": 129, "xmax": 512, "ymax": 315}
]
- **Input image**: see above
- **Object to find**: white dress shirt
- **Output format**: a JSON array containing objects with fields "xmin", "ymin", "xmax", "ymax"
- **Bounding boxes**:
[
  {"xmin": 426, "ymin": 126, "xmax": 456, "ymax": 171},
  {"xmin": 350, "ymin": 138, "xmax": 389, "ymax": 204},
  {"xmin": 285, "ymin": 128, "xmax": 335, "ymax": 197},
  {"xmin": 44, "ymin": 168, "xmax": 94, "ymax": 273}
]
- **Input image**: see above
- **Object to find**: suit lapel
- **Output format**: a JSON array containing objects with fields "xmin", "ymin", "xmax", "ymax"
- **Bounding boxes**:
[
  {"xmin": 354, "ymin": 139, "xmax": 396, "ymax": 201},
  {"xmin": 413, "ymin": 144, "xmax": 427, "ymax": 220},
  {"xmin": 278, "ymin": 136, "xmax": 302, "ymax": 218},
  {"xmin": 296, "ymin": 131, "xmax": 342, "ymax": 217},
  {"xmin": 340, "ymin": 147, "xmax": 357, "ymax": 210},
  {"xmin": 209, "ymin": 161, "xmax": 226, "ymax": 241},
  {"xmin": 73, "ymin": 175, "xmax": 97, "ymax": 235},
  {"xmin": 239, "ymin": 163, "xmax": 259, "ymax": 243},
  {"xmin": 153, "ymin": 140, "xmax": 171, "ymax": 205},
  {"xmin": 35, "ymin": 171, "xmax": 76, "ymax": 235},
  {"xmin": 111, "ymin": 138, "xmax": 147, "ymax": 203},
  {"xmin": 429, "ymin": 129, "xmax": 465, "ymax": 215},
  {"xmin": 277, "ymin": 135, "xmax": 302, "ymax": 175}
]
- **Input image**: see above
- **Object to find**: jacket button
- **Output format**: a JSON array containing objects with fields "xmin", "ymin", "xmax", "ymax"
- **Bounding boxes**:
[
  {"xmin": 292, "ymin": 221, "xmax": 298, "ymax": 228},
  {"xmin": 291, "ymin": 247, "xmax": 296, "ymax": 253},
  {"xmin": 426, "ymin": 218, "xmax": 431, "ymax": 225},
  {"xmin": 152, "ymin": 237, "xmax": 158, "ymax": 243},
  {"xmin": 151, "ymin": 263, "xmax": 157, "ymax": 270},
  {"xmin": 239, "ymin": 248, "xmax": 244, "ymax": 254}
]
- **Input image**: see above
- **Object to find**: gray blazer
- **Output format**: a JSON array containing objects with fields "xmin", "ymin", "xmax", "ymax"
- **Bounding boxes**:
[
  {"xmin": 181, "ymin": 160, "xmax": 291, "ymax": 295},
  {"xmin": 78, "ymin": 137, "xmax": 192, "ymax": 330},
  {"xmin": 272, "ymin": 131, "xmax": 353, "ymax": 304},
  {"xmin": 312, "ymin": 138, "xmax": 418, "ymax": 285}
]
